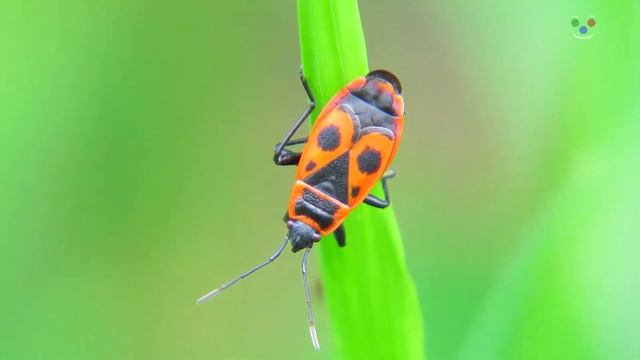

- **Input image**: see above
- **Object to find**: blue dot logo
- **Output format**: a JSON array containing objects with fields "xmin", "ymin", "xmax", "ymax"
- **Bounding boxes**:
[{"xmin": 572, "ymin": 16, "xmax": 596, "ymax": 40}]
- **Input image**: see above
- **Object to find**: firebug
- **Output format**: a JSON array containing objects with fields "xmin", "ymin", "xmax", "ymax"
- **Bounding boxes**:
[{"xmin": 197, "ymin": 69, "xmax": 404, "ymax": 350}]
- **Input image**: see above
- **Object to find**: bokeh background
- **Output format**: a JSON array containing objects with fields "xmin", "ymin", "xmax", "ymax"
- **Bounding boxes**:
[{"xmin": 1, "ymin": 0, "xmax": 639, "ymax": 359}]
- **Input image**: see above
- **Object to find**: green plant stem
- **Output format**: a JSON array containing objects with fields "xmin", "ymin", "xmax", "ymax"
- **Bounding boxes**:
[{"xmin": 297, "ymin": 1, "xmax": 426, "ymax": 359}]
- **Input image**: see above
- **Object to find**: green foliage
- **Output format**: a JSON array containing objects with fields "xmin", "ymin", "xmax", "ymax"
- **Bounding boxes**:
[
  {"xmin": 459, "ymin": 122, "xmax": 640, "ymax": 360},
  {"xmin": 448, "ymin": 2, "xmax": 640, "ymax": 358},
  {"xmin": 297, "ymin": 1, "xmax": 426, "ymax": 359}
]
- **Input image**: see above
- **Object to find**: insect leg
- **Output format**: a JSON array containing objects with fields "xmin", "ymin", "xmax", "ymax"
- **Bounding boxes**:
[
  {"xmin": 363, "ymin": 169, "xmax": 396, "ymax": 209},
  {"xmin": 273, "ymin": 137, "xmax": 308, "ymax": 166},
  {"xmin": 334, "ymin": 224, "xmax": 346, "ymax": 247},
  {"xmin": 273, "ymin": 69, "xmax": 316, "ymax": 166},
  {"xmin": 195, "ymin": 236, "xmax": 289, "ymax": 304},
  {"xmin": 301, "ymin": 247, "xmax": 320, "ymax": 350}
]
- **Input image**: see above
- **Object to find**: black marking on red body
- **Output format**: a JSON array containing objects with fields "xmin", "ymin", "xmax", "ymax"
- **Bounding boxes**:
[
  {"xmin": 357, "ymin": 147, "xmax": 382, "ymax": 174},
  {"xmin": 304, "ymin": 151, "xmax": 350, "ymax": 204},
  {"xmin": 301, "ymin": 189, "xmax": 338, "ymax": 215},
  {"xmin": 317, "ymin": 125, "xmax": 341, "ymax": 151},
  {"xmin": 351, "ymin": 186, "xmax": 361, "ymax": 198},
  {"xmin": 294, "ymin": 190, "xmax": 337, "ymax": 230},
  {"xmin": 305, "ymin": 160, "xmax": 317, "ymax": 171}
]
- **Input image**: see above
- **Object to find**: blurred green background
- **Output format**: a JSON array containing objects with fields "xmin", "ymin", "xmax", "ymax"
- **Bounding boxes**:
[{"xmin": 1, "ymin": 0, "xmax": 638, "ymax": 359}]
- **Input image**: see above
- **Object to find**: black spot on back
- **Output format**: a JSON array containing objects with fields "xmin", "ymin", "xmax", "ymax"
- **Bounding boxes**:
[
  {"xmin": 351, "ymin": 186, "xmax": 361, "ymax": 198},
  {"xmin": 317, "ymin": 125, "xmax": 341, "ymax": 151},
  {"xmin": 357, "ymin": 148, "xmax": 381, "ymax": 174},
  {"xmin": 305, "ymin": 160, "xmax": 317, "ymax": 171}
]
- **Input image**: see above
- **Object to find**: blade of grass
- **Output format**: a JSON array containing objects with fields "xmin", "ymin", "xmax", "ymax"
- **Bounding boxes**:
[{"xmin": 297, "ymin": 1, "xmax": 426, "ymax": 359}]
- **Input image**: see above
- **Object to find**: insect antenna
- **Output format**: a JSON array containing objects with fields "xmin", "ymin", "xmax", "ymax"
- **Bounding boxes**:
[
  {"xmin": 196, "ymin": 237, "xmax": 289, "ymax": 304},
  {"xmin": 301, "ymin": 247, "xmax": 320, "ymax": 350}
]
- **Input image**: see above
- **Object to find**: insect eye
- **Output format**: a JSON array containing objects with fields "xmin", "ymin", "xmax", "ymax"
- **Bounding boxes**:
[{"xmin": 287, "ymin": 220, "xmax": 294, "ymax": 229}]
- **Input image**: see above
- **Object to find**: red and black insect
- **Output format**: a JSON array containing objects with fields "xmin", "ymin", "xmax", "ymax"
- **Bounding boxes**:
[{"xmin": 197, "ymin": 69, "xmax": 404, "ymax": 350}]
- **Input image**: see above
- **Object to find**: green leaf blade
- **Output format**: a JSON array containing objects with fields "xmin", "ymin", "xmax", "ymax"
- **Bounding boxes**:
[{"xmin": 298, "ymin": 1, "xmax": 426, "ymax": 358}]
